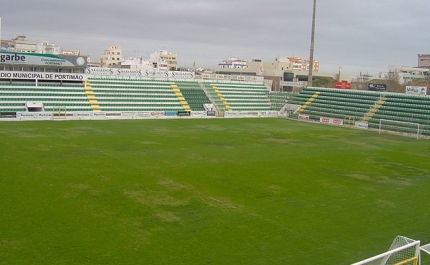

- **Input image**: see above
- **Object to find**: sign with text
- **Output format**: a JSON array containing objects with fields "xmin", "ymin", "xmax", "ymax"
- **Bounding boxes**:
[
  {"xmin": 368, "ymin": 83, "xmax": 387, "ymax": 92},
  {"xmin": 406, "ymin": 86, "xmax": 427, "ymax": 96},
  {"xmin": 280, "ymin": 81, "xmax": 306, "ymax": 87},
  {"xmin": 86, "ymin": 67, "xmax": 195, "ymax": 79},
  {"xmin": 298, "ymin": 114, "xmax": 310, "ymax": 121},
  {"xmin": 355, "ymin": 122, "xmax": 369, "ymax": 130},
  {"xmin": 335, "ymin": 82, "xmax": 351, "ymax": 89},
  {"xmin": 0, "ymin": 70, "xmax": 85, "ymax": 81},
  {"xmin": 320, "ymin": 117, "xmax": 344, "ymax": 126},
  {"xmin": 0, "ymin": 51, "xmax": 88, "ymax": 67}
]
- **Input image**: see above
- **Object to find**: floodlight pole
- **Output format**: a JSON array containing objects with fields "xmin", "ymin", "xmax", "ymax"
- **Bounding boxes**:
[{"xmin": 307, "ymin": 0, "xmax": 317, "ymax": 87}]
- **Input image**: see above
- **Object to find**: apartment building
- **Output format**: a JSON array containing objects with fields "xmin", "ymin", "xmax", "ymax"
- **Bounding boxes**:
[{"xmin": 99, "ymin": 46, "xmax": 123, "ymax": 68}]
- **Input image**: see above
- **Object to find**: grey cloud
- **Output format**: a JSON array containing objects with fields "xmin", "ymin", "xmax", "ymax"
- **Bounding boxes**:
[{"xmin": 2, "ymin": 0, "xmax": 430, "ymax": 76}]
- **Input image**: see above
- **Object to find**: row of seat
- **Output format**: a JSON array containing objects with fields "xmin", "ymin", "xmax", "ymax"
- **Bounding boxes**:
[
  {"xmin": 2, "ymin": 93, "xmax": 88, "ymax": 97},
  {"xmin": 97, "ymin": 99, "xmax": 181, "ymax": 103},
  {"xmin": 1, "ymin": 88, "xmax": 85, "ymax": 93},
  {"xmin": 293, "ymin": 87, "xmax": 430, "ymax": 136},
  {"xmin": 0, "ymin": 78, "xmax": 275, "ymax": 112},
  {"xmin": 3, "ymin": 99, "xmax": 89, "ymax": 102}
]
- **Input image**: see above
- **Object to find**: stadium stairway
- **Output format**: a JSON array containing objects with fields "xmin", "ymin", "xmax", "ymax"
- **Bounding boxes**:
[
  {"xmin": 174, "ymin": 81, "xmax": 211, "ymax": 111},
  {"xmin": 361, "ymin": 96, "xmax": 387, "ymax": 122},
  {"xmin": 367, "ymin": 93, "xmax": 430, "ymax": 135},
  {"xmin": 211, "ymin": 85, "xmax": 233, "ymax": 111},
  {"xmin": 170, "ymin": 84, "xmax": 191, "ymax": 112},
  {"xmin": 84, "ymin": 80, "xmax": 101, "ymax": 111},
  {"xmin": 201, "ymin": 81, "xmax": 272, "ymax": 112},
  {"xmin": 290, "ymin": 87, "xmax": 379, "ymax": 122}
]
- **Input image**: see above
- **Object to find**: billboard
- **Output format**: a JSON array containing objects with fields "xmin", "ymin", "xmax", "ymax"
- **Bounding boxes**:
[
  {"xmin": 335, "ymin": 82, "xmax": 351, "ymax": 89},
  {"xmin": 406, "ymin": 86, "xmax": 427, "ymax": 96},
  {"xmin": 86, "ymin": 67, "xmax": 195, "ymax": 79},
  {"xmin": 320, "ymin": 117, "xmax": 344, "ymax": 126},
  {"xmin": 368, "ymin": 83, "xmax": 387, "ymax": 92},
  {"xmin": 280, "ymin": 81, "xmax": 306, "ymax": 87},
  {"xmin": 0, "ymin": 51, "xmax": 88, "ymax": 67},
  {"xmin": 0, "ymin": 70, "xmax": 85, "ymax": 81}
]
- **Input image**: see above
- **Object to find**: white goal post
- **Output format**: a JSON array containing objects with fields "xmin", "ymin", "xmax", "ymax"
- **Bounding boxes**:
[
  {"xmin": 421, "ymin": 243, "xmax": 430, "ymax": 255},
  {"xmin": 379, "ymin": 119, "xmax": 422, "ymax": 140},
  {"xmin": 352, "ymin": 236, "xmax": 421, "ymax": 265}
]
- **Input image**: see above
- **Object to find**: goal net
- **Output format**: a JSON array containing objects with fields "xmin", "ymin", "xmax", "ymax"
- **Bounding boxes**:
[
  {"xmin": 52, "ymin": 107, "xmax": 67, "ymax": 119},
  {"xmin": 352, "ymin": 236, "xmax": 420, "ymax": 265},
  {"xmin": 379, "ymin": 119, "xmax": 422, "ymax": 139}
]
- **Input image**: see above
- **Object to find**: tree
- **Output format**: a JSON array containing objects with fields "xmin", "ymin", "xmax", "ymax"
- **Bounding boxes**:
[
  {"xmin": 383, "ymin": 70, "xmax": 404, "ymax": 93},
  {"xmin": 312, "ymin": 77, "xmax": 336, "ymax": 88},
  {"xmin": 404, "ymin": 74, "xmax": 430, "ymax": 87}
]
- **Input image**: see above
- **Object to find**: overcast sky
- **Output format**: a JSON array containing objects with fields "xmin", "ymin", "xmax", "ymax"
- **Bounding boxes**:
[{"xmin": 1, "ymin": 0, "xmax": 429, "ymax": 77}]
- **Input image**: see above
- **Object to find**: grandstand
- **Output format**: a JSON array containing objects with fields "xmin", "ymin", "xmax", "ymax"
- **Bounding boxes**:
[
  {"xmin": 290, "ymin": 87, "xmax": 430, "ymax": 136},
  {"xmin": 0, "ymin": 81, "xmax": 91, "ymax": 113},
  {"xmin": 0, "ymin": 76, "xmax": 281, "ymax": 120},
  {"xmin": 2, "ymin": 51, "xmax": 429, "ymax": 138},
  {"xmin": 0, "ymin": 50, "xmax": 280, "ymax": 118}
]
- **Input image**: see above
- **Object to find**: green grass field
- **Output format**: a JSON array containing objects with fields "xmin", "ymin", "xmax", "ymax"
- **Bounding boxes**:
[{"xmin": 1, "ymin": 118, "xmax": 430, "ymax": 265}]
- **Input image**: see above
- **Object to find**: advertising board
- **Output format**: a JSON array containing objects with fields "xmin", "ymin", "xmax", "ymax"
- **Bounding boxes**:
[
  {"xmin": 0, "ymin": 70, "xmax": 85, "ymax": 81},
  {"xmin": 335, "ymin": 82, "xmax": 351, "ymax": 89},
  {"xmin": 86, "ymin": 67, "xmax": 195, "ymax": 79},
  {"xmin": 320, "ymin": 117, "xmax": 344, "ymax": 126},
  {"xmin": 0, "ymin": 51, "xmax": 88, "ymax": 67},
  {"xmin": 406, "ymin": 86, "xmax": 427, "ymax": 96},
  {"xmin": 368, "ymin": 83, "xmax": 387, "ymax": 92}
]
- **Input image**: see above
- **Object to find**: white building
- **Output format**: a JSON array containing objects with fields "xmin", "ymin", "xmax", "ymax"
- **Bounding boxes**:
[
  {"xmin": 2, "ymin": 35, "xmax": 61, "ymax": 54},
  {"xmin": 120, "ymin": 56, "xmax": 168, "ymax": 70},
  {"xmin": 99, "ymin": 46, "xmax": 123, "ymax": 68},
  {"xmin": 153, "ymin": 50, "xmax": 177, "ymax": 70},
  {"xmin": 277, "ymin": 56, "xmax": 319, "ymax": 72},
  {"xmin": 218, "ymin": 57, "xmax": 247, "ymax": 69},
  {"xmin": 120, "ymin": 50, "xmax": 179, "ymax": 70},
  {"xmin": 384, "ymin": 66, "xmax": 429, "ymax": 84}
]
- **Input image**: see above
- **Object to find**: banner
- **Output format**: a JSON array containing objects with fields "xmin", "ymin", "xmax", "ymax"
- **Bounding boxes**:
[
  {"xmin": 198, "ymin": 73, "xmax": 264, "ymax": 82},
  {"xmin": 355, "ymin": 122, "xmax": 369, "ymax": 130},
  {"xmin": 0, "ymin": 51, "xmax": 88, "ymax": 67},
  {"xmin": 406, "ymin": 86, "xmax": 427, "ymax": 96},
  {"xmin": 298, "ymin": 114, "xmax": 310, "ymax": 121},
  {"xmin": 17, "ymin": 112, "xmax": 52, "ymax": 119},
  {"xmin": 0, "ymin": 70, "xmax": 85, "ymax": 81},
  {"xmin": 335, "ymin": 82, "xmax": 351, "ymax": 89},
  {"xmin": 368, "ymin": 83, "xmax": 387, "ymax": 92},
  {"xmin": 86, "ymin": 67, "xmax": 195, "ymax": 79},
  {"xmin": 280, "ymin": 81, "xmax": 306, "ymax": 87},
  {"xmin": 320, "ymin": 117, "xmax": 344, "ymax": 126},
  {"xmin": 224, "ymin": 111, "xmax": 278, "ymax": 118}
]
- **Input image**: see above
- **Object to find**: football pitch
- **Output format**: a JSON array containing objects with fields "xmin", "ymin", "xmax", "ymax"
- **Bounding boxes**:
[{"xmin": 1, "ymin": 118, "xmax": 430, "ymax": 265}]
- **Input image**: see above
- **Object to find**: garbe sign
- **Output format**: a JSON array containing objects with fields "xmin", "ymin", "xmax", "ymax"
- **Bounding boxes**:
[
  {"xmin": 0, "ymin": 53, "xmax": 25, "ymax": 63},
  {"xmin": 0, "ymin": 52, "xmax": 88, "ymax": 67}
]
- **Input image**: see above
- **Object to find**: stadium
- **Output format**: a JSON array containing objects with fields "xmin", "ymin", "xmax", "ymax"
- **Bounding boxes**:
[{"xmin": 1, "ymin": 50, "xmax": 430, "ymax": 264}]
